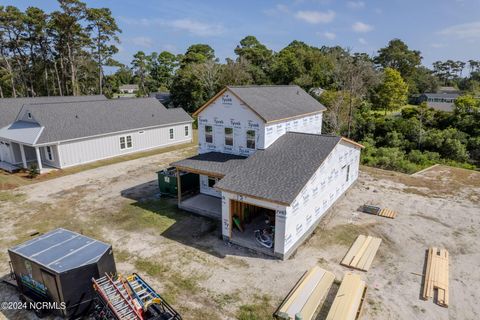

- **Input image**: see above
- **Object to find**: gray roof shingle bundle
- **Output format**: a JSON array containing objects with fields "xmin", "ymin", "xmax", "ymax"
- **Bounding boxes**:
[{"xmin": 19, "ymin": 97, "xmax": 191, "ymax": 144}]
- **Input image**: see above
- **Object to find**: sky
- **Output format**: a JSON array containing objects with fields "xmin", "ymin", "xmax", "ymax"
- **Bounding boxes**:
[{"xmin": 5, "ymin": 0, "xmax": 480, "ymax": 69}]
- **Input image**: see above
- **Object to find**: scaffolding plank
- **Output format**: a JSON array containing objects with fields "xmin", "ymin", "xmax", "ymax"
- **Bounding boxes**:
[
  {"xmin": 341, "ymin": 235, "xmax": 382, "ymax": 271},
  {"xmin": 421, "ymin": 247, "xmax": 449, "ymax": 307},
  {"xmin": 326, "ymin": 273, "xmax": 366, "ymax": 320}
]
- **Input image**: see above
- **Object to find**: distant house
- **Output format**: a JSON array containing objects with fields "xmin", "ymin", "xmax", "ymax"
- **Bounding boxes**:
[
  {"xmin": 119, "ymin": 84, "xmax": 139, "ymax": 94},
  {"xmin": 419, "ymin": 92, "xmax": 459, "ymax": 112},
  {"xmin": 171, "ymin": 85, "xmax": 363, "ymax": 259},
  {"xmin": 0, "ymin": 96, "xmax": 192, "ymax": 173},
  {"xmin": 438, "ymin": 86, "xmax": 460, "ymax": 94}
]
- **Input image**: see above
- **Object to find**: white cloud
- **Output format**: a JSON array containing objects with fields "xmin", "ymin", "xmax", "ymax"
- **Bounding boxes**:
[
  {"xmin": 264, "ymin": 4, "xmax": 290, "ymax": 16},
  {"xmin": 438, "ymin": 21, "xmax": 480, "ymax": 39},
  {"xmin": 323, "ymin": 32, "xmax": 336, "ymax": 40},
  {"xmin": 358, "ymin": 37, "xmax": 367, "ymax": 45},
  {"xmin": 118, "ymin": 16, "xmax": 225, "ymax": 37},
  {"xmin": 352, "ymin": 21, "xmax": 374, "ymax": 33},
  {"xmin": 130, "ymin": 36, "xmax": 153, "ymax": 48},
  {"xmin": 168, "ymin": 19, "xmax": 225, "ymax": 36},
  {"xmin": 347, "ymin": 1, "xmax": 365, "ymax": 9},
  {"xmin": 295, "ymin": 10, "xmax": 335, "ymax": 24}
]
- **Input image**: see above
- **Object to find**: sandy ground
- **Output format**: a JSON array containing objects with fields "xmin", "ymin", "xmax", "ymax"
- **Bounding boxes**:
[{"xmin": 0, "ymin": 145, "xmax": 478, "ymax": 320}]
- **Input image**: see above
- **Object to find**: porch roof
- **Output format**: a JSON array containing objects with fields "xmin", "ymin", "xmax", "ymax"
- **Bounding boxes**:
[
  {"xmin": 0, "ymin": 121, "xmax": 43, "ymax": 145},
  {"xmin": 171, "ymin": 152, "xmax": 247, "ymax": 177}
]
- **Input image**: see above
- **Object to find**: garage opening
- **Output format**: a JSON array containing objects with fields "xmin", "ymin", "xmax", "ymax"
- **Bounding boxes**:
[{"xmin": 230, "ymin": 199, "xmax": 276, "ymax": 254}]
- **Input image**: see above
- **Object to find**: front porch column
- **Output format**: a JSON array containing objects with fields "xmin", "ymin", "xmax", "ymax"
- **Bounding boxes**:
[
  {"xmin": 19, "ymin": 144, "xmax": 27, "ymax": 169},
  {"xmin": 34, "ymin": 146, "xmax": 43, "ymax": 172},
  {"xmin": 176, "ymin": 169, "xmax": 182, "ymax": 203}
]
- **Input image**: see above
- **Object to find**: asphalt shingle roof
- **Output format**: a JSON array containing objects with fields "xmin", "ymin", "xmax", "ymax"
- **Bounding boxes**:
[
  {"xmin": 171, "ymin": 152, "xmax": 247, "ymax": 177},
  {"xmin": 0, "ymin": 95, "xmax": 106, "ymax": 128},
  {"xmin": 227, "ymin": 85, "xmax": 326, "ymax": 123},
  {"xmin": 215, "ymin": 132, "xmax": 342, "ymax": 205},
  {"xmin": 20, "ymin": 98, "xmax": 191, "ymax": 144},
  {"xmin": 422, "ymin": 93, "xmax": 459, "ymax": 99}
]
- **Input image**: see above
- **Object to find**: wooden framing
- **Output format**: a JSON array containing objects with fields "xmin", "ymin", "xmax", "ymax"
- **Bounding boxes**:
[
  {"xmin": 326, "ymin": 273, "xmax": 367, "ymax": 320},
  {"xmin": 422, "ymin": 247, "xmax": 449, "ymax": 307},
  {"xmin": 341, "ymin": 235, "xmax": 382, "ymax": 272},
  {"xmin": 340, "ymin": 137, "xmax": 365, "ymax": 149},
  {"xmin": 275, "ymin": 266, "xmax": 335, "ymax": 320},
  {"xmin": 176, "ymin": 169, "xmax": 182, "ymax": 203},
  {"xmin": 378, "ymin": 208, "xmax": 397, "ymax": 219}
]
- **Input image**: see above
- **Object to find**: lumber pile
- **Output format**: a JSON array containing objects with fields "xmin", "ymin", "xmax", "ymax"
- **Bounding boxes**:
[
  {"xmin": 378, "ymin": 208, "xmax": 397, "ymax": 219},
  {"xmin": 341, "ymin": 235, "xmax": 382, "ymax": 272},
  {"xmin": 422, "ymin": 247, "xmax": 449, "ymax": 307},
  {"xmin": 326, "ymin": 273, "xmax": 366, "ymax": 320},
  {"xmin": 275, "ymin": 266, "xmax": 335, "ymax": 320}
]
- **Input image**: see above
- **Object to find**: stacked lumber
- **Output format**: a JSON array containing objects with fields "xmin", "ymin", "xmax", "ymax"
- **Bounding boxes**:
[
  {"xmin": 326, "ymin": 273, "xmax": 366, "ymax": 320},
  {"xmin": 275, "ymin": 266, "xmax": 335, "ymax": 320},
  {"xmin": 341, "ymin": 235, "xmax": 382, "ymax": 272},
  {"xmin": 422, "ymin": 247, "xmax": 449, "ymax": 307},
  {"xmin": 378, "ymin": 208, "xmax": 397, "ymax": 219}
]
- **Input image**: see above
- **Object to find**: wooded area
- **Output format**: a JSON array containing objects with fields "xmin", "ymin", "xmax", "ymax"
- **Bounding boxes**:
[{"xmin": 1, "ymin": 0, "xmax": 479, "ymax": 173}]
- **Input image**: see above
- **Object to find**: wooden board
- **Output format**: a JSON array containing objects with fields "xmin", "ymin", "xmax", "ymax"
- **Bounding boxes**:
[
  {"xmin": 378, "ymin": 208, "xmax": 397, "ymax": 219},
  {"xmin": 422, "ymin": 247, "xmax": 449, "ymax": 307},
  {"xmin": 275, "ymin": 266, "xmax": 335, "ymax": 320},
  {"xmin": 326, "ymin": 273, "xmax": 367, "ymax": 320},
  {"xmin": 341, "ymin": 235, "xmax": 382, "ymax": 272}
]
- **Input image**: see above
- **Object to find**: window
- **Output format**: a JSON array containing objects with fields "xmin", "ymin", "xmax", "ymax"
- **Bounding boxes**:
[
  {"xmin": 120, "ymin": 135, "xmax": 132, "ymax": 149},
  {"xmin": 224, "ymin": 127, "xmax": 233, "ymax": 146},
  {"xmin": 205, "ymin": 125, "xmax": 213, "ymax": 143},
  {"xmin": 45, "ymin": 146, "xmax": 54, "ymax": 161},
  {"xmin": 169, "ymin": 128, "xmax": 174, "ymax": 139},
  {"xmin": 208, "ymin": 177, "xmax": 216, "ymax": 188},
  {"xmin": 246, "ymin": 130, "xmax": 256, "ymax": 149},
  {"xmin": 184, "ymin": 125, "xmax": 189, "ymax": 136},
  {"xmin": 346, "ymin": 165, "xmax": 350, "ymax": 182}
]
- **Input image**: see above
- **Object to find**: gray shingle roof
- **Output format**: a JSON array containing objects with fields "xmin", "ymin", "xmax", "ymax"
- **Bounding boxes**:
[
  {"xmin": 422, "ymin": 93, "xmax": 459, "ymax": 99},
  {"xmin": 215, "ymin": 133, "xmax": 342, "ymax": 205},
  {"xmin": 9, "ymin": 228, "xmax": 111, "ymax": 273},
  {"xmin": 227, "ymin": 85, "xmax": 326, "ymax": 123},
  {"xmin": 0, "ymin": 95, "xmax": 106, "ymax": 128},
  {"xmin": 20, "ymin": 98, "xmax": 191, "ymax": 144},
  {"xmin": 171, "ymin": 152, "xmax": 247, "ymax": 176}
]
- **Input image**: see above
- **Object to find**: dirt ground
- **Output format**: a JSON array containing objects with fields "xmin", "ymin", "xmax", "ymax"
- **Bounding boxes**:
[{"xmin": 0, "ymin": 145, "xmax": 478, "ymax": 320}]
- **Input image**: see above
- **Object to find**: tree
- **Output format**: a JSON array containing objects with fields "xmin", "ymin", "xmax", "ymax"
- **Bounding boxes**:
[
  {"xmin": 180, "ymin": 44, "xmax": 215, "ymax": 66},
  {"xmin": 131, "ymin": 51, "xmax": 148, "ymax": 94},
  {"xmin": 374, "ymin": 39, "xmax": 421, "ymax": 78},
  {"xmin": 234, "ymin": 35, "xmax": 272, "ymax": 84},
  {"xmin": 409, "ymin": 66, "xmax": 438, "ymax": 94},
  {"xmin": 374, "ymin": 67, "xmax": 408, "ymax": 113},
  {"xmin": 86, "ymin": 7, "xmax": 121, "ymax": 95}
]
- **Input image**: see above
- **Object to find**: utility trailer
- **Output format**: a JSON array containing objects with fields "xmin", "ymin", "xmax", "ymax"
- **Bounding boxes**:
[
  {"xmin": 92, "ymin": 273, "xmax": 182, "ymax": 320},
  {"xmin": 7, "ymin": 228, "xmax": 116, "ymax": 318}
]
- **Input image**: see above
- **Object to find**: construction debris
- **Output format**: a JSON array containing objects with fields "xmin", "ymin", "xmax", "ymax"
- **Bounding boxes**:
[
  {"xmin": 359, "ymin": 205, "xmax": 397, "ymax": 219},
  {"xmin": 275, "ymin": 266, "xmax": 335, "ymax": 320},
  {"xmin": 422, "ymin": 247, "xmax": 449, "ymax": 307},
  {"xmin": 326, "ymin": 273, "xmax": 367, "ymax": 320},
  {"xmin": 341, "ymin": 235, "xmax": 382, "ymax": 272}
]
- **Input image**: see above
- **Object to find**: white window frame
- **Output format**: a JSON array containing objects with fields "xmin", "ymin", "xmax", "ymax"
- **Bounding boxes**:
[
  {"xmin": 45, "ymin": 146, "xmax": 54, "ymax": 161},
  {"xmin": 169, "ymin": 128, "xmax": 174, "ymax": 140},
  {"xmin": 224, "ymin": 127, "xmax": 233, "ymax": 146},
  {"xmin": 205, "ymin": 125, "xmax": 213, "ymax": 143},
  {"xmin": 184, "ymin": 125, "xmax": 189, "ymax": 137},
  {"xmin": 120, "ymin": 135, "xmax": 133, "ymax": 150}
]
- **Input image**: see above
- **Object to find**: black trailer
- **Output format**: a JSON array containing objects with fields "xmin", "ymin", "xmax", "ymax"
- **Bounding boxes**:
[{"xmin": 8, "ymin": 228, "xmax": 116, "ymax": 318}]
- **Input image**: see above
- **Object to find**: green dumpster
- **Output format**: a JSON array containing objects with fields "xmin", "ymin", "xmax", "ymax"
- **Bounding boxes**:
[{"xmin": 157, "ymin": 167, "xmax": 199, "ymax": 197}]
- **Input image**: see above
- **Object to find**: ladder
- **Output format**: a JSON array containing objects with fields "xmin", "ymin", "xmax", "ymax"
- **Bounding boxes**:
[{"xmin": 93, "ymin": 274, "xmax": 143, "ymax": 320}]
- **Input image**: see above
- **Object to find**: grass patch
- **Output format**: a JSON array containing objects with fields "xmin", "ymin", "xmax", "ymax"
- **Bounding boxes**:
[
  {"xmin": 312, "ymin": 223, "xmax": 375, "ymax": 248},
  {"xmin": 0, "ymin": 191, "xmax": 26, "ymax": 203},
  {"xmin": 213, "ymin": 291, "xmax": 241, "ymax": 308},
  {"xmin": 112, "ymin": 199, "xmax": 187, "ymax": 233},
  {"xmin": 236, "ymin": 294, "xmax": 274, "ymax": 320}
]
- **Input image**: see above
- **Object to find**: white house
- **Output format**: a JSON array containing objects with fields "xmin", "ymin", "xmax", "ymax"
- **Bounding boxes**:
[
  {"xmin": 172, "ymin": 85, "xmax": 363, "ymax": 259},
  {"xmin": 0, "ymin": 96, "xmax": 192, "ymax": 173},
  {"xmin": 119, "ymin": 84, "xmax": 139, "ymax": 94}
]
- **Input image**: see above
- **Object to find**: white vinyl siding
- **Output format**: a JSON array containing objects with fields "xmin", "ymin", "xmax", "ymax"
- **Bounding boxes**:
[{"xmin": 57, "ymin": 123, "xmax": 192, "ymax": 168}]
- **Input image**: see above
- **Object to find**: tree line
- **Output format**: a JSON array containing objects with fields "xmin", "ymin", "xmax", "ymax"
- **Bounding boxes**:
[{"xmin": 1, "ymin": 1, "xmax": 479, "ymax": 172}]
